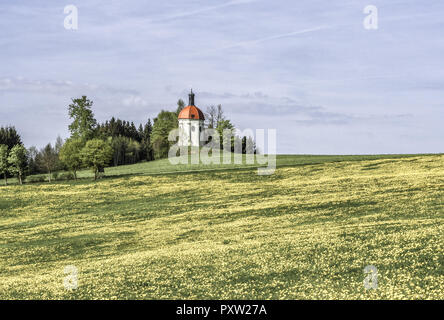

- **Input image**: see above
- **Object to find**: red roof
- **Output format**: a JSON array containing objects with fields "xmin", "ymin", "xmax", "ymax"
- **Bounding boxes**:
[{"xmin": 178, "ymin": 105, "xmax": 205, "ymax": 120}]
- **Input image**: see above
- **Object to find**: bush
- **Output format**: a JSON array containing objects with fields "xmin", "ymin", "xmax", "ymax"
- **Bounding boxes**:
[{"xmin": 52, "ymin": 172, "xmax": 59, "ymax": 181}]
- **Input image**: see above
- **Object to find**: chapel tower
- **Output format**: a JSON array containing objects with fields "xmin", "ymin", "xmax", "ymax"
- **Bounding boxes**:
[{"xmin": 178, "ymin": 89, "xmax": 205, "ymax": 147}]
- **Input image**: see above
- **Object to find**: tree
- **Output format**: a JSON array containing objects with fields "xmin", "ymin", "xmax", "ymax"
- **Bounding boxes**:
[
  {"xmin": 176, "ymin": 99, "xmax": 185, "ymax": 116},
  {"xmin": 151, "ymin": 111, "xmax": 177, "ymax": 159},
  {"xmin": 109, "ymin": 136, "xmax": 142, "ymax": 166},
  {"xmin": 216, "ymin": 119, "xmax": 235, "ymax": 150},
  {"xmin": 142, "ymin": 119, "xmax": 153, "ymax": 161},
  {"xmin": 216, "ymin": 104, "xmax": 224, "ymax": 125},
  {"xmin": 27, "ymin": 146, "xmax": 39, "ymax": 175},
  {"xmin": 54, "ymin": 136, "xmax": 64, "ymax": 154},
  {"xmin": 38, "ymin": 143, "xmax": 58, "ymax": 182},
  {"xmin": 126, "ymin": 139, "xmax": 141, "ymax": 164},
  {"xmin": 68, "ymin": 96, "xmax": 97, "ymax": 141},
  {"xmin": 53, "ymin": 136, "xmax": 65, "ymax": 171},
  {"xmin": 206, "ymin": 104, "xmax": 225, "ymax": 129},
  {"xmin": 110, "ymin": 136, "xmax": 127, "ymax": 166},
  {"xmin": 0, "ymin": 126, "xmax": 22, "ymax": 150},
  {"xmin": 81, "ymin": 139, "xmax": 113, "ymax": 180},
  {"xmin": 0, "ymin": 144, "xmax": 9, "ymax": 186},
  {"xmin": 96, "ymin": 117, "xmax": 145, "ymax": 143},
  {"xmin": 59, "ymin": 138, "xmax": 83, "ymax": 179},
  {"xmin": 8, "ymin": 144, "xmax": 28, "ymax": 185},
  {"xmin": 205, "ymin": 105, "xmax": 217, "ymax": 129},
  {"xmin": 138, "ymin": 123, "xmax": 144, "ymax": 141},
  {"xmin": 241, "ymin": 136, "xmax": 257, "ymax": 154}
]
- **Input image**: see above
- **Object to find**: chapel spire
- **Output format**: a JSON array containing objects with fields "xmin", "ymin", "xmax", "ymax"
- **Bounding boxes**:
[{"xmin": 188, "ymin": 89, "xmax": 195, "ymax": 106}]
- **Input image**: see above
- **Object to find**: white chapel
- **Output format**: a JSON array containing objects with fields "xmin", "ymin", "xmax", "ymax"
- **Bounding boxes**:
[{"xmin": 178, "ymin": 90, "xmax": 205, "ymax": 147}]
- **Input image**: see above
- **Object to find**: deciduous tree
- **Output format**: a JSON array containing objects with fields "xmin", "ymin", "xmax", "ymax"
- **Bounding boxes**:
[
  {"xmin": 216, "ymin": 104, "xmax": 224, "ymax": 125},
  {"xmin": 27, "ymin": 146, "xmax": 39, "ymax": 175},
  {"xmin": 68, "ymin": 96, "xmax": 97, "ymax": 141},
  {"xmin": 151, "ymin": 111, "xmax": 177, "ymax": 159},
  {"xmin": 205, "ymin": 105, "xmax": 217, "ymax": 129},
  {"xmin": 8, "ymin": 144, "xmax": 28, "ymax": 185},
  {"xmin": 39, "ymin": 143, "xmax": 58, "ymax": 182},
  {"xmin": 0, "ymin": 144, "xmax": 9, "ymax": 186},
  {"xmin": 176, "ymin": 99, "xmax": 185, "ymax": 116},
  {"xmin": 59, "ymin": 138, "xmax": 83, "ymax": 179},
  {"xmin": 81, "ymin": 139, "xmax": 113, "ymax": 180},
  {"xmin": 216, "ymin": 119, "xmax": 235, "ymax": 150}
]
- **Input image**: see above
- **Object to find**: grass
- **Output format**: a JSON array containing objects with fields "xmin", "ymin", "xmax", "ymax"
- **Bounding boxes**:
[
  {"xmin": 0, "ymin": 154, "xmax": 443, "ymax": 299},
  {"xmin": 8, "ymin": 152, "xmax": 435, "ymax": 183}
]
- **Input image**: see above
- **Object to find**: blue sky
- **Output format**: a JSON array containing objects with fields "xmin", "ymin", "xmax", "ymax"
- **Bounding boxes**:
[{"xmin": 0, "ymin": 0, "xmax": 443, "ymax": 154}]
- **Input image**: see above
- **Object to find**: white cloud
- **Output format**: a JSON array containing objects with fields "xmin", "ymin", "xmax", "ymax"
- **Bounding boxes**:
[
  {"xmin": 122, "ymin": 95, "xmax": 148, "ymax": 107},
  {"xmin": 0, "ymin": 77, "xmax": 137, "ymax": 95}
]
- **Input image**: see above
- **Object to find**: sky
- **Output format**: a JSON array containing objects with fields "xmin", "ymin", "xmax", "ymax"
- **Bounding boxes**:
[{"xmin": 0, "ymin": 0, "xmax": 443, "ymax": 154}]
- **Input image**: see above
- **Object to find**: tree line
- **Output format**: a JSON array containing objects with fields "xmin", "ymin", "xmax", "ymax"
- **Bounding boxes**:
[{"xmin": 0, "ymin": 95, "xmax": 255, "ymax": 185}]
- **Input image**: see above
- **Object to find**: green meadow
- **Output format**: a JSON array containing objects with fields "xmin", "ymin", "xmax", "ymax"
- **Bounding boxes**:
[
  {"xmin": 10, "ymin": 153, "xmax": 430, "ymax": 182},
  {"xmin": 0, "ymin": 154, "xmax": 443, "ymax": 299}
]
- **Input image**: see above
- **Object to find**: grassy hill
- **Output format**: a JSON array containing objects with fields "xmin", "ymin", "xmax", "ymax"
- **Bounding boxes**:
[
  {"xmin": 0, "ymin": 154, "xmax": 443, "ymax": 299},
  {"xmin": 12, "ymin": 153, "xmax": 436, "ymax": 183}
]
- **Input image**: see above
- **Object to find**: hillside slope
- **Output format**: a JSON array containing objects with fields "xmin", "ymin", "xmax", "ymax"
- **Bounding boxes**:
[
  {"xmin": 18, "ymin": 153, "xmax": 432, "ymax": 183},
  {"xmin": 0, "ymin": 155, "xmax": 443, "ymax": 299}
]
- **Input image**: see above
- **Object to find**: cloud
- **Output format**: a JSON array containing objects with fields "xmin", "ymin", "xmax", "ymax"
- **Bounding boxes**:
[
  {"xmin": 194, "ymin": 90, "xmax": 413, "ymax": 126},
  {"xmin": 122, "ymin": 95, "xmax": 148, "ymax": 107},
  {"xmin": 232, "ymin": 101, "xmax": 412, "ymax": 126},
  {"xmin": 0, "ymin": 77, "xmax": 138, "ymax": 95}
]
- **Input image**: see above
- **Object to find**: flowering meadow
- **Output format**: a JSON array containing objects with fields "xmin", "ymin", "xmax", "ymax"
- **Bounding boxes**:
[{"xmin": 0, "ymin": 155, "xmax": 442, "ymax": 299}]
